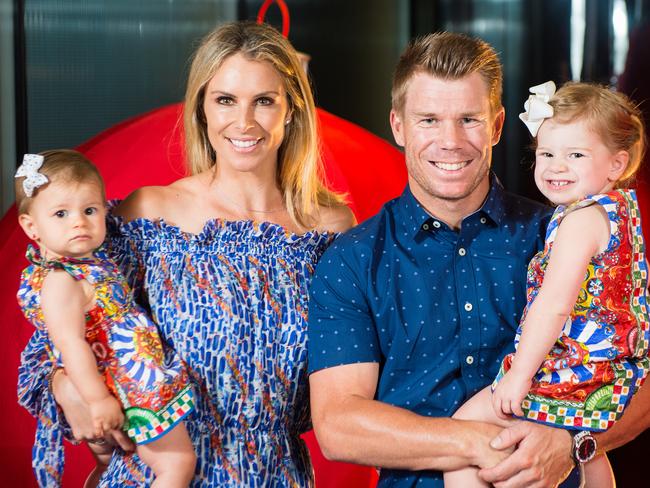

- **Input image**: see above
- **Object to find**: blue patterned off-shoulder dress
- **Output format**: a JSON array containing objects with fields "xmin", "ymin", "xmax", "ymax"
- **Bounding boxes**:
[{"xmin": 17, "ymin": 207, "xmax": 337, "ymax": 487}]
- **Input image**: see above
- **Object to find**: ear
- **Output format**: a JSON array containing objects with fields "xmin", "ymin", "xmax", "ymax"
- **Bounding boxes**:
[
  {"xmin": 609, "ymin": 150, "xmax": 630, "ymax": 181},
  {"xmin": 491, "ymin": 107, "xmax": 506, "ymax": 146},
  {"xmin": 18, "ymin": 214, "xmax": 38, "ymax": 241},
  {"xmin": 390, "ymin": 109, "xmax": 405, "ymax": 148}
]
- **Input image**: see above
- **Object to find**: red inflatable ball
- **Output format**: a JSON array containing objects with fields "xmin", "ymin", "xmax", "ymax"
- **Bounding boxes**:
[{"xmin": 0, "ymin": 103, "xmax": 406, "ymax": 487}]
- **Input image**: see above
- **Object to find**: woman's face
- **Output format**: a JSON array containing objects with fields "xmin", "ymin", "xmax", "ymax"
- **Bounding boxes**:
[{"xmin": 202, "ymin": 53, "xmax": 291, "ymax": 177}]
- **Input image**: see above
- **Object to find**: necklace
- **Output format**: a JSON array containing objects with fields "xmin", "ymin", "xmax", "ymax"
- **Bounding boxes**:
[{"xmin": 219, "ymin": 191, "xmax": 286, "ymax": 214}]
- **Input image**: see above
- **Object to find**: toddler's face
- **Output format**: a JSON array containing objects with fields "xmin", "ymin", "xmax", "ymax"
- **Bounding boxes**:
[
  {"xmin": 533, "ymin": 119, "xmax": 628, "ymax": 206},
  {"xmin": 19, "ymin": 180, "xmax": 106, "ymax": 260}
]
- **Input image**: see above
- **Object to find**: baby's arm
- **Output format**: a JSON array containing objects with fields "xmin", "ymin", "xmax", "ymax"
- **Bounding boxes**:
[
  {"xmin": 41, "ymin": 270, "xmax": 124, "ymax": 438},
  {"xmin": 492, "ymin": 205, "xmax": 611, "ymax": 418}
]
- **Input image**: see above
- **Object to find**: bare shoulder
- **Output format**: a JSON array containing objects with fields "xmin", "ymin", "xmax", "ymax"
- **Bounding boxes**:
[
  {"xmin": 41, "ymin": 269, "xmax": 86, "ymax": 306},
  {"xmin": 315, "ymin": 204, "xmax": 357, "ymax": 233},
  {"xmin": 114, "ymin": 175, "xmax": 199, "ymax": 223},
  {"xmin": 561, "ymin": 204, "xmax": 608, "ymax": 230},
  {"xmin": 557, "ymin": 204, "xmax": 610, "ymax": 252}
]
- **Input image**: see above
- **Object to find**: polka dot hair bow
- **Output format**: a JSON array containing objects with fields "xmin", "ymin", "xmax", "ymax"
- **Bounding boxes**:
[
  {"xmin": 15, "ymin": 153, "xmax": 48, "ymax": 197},
  {"xmin": 519, "ymin": 80, "xmax": 556, "ymax": 137}
]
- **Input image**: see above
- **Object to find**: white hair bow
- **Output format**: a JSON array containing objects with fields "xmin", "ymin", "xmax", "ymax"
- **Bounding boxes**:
[
  {"xmin": 15, "ymin": 154, "xmax": 48, "ymax": 197},
  {"xmin": 519, "ymin": 81, "xmax": 556, "ymax": 137}
]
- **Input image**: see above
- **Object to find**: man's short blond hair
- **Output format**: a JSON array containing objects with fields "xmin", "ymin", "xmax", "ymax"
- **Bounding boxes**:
[{"xmin": 392, "ymin": 32, "xmax": 503, "ymax": 115}]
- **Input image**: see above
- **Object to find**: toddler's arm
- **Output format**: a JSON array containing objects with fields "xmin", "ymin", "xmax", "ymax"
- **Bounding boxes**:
[
  {"xmin": 41, "ymin": 270, "xmax": 124, "ymax": 438},
  {"xmin": 492, "ymin": 205, "xmax": 611, "ymax": 418}
]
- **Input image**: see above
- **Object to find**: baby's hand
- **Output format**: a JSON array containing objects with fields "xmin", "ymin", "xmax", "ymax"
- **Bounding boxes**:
[
  {"xmin": 491, "ymin": 369, "xmax": 531, "ymax": 419},
  {"xmin": 89, "ymin": 395, "xmax": 124, "ymax": 438}
]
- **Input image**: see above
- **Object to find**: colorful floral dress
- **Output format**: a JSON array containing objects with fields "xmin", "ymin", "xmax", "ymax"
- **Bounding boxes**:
[
  {"xmin": 16, "ymin": 245, "xmax": 194, "ymax": 484},
  {"xmin": 18, "ymin": 208, "xmax": 337, "ymax": 487},
  {"xmin": 495, "ymin": 190, "xmax": 650, "ymax": 431}
]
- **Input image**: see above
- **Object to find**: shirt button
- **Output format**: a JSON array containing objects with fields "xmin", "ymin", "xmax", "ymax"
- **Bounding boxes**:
[
  {"xmin": 464, "ymin": 302, "xmax": 473, "ymax": 312},
  {"xmin": 466, "ymin": 355, "xmax": 474, "ymax": 365},
  {"xmin": 458, "ymin": 248, "xmax": 466, "ymax": 256},
  {"xmin": 432, "ymin": 221, "xmax": 441, "ymax": 228},
  {"xmin": 480, "ymin": 217, "xmax": 487, "ymax": 224}
]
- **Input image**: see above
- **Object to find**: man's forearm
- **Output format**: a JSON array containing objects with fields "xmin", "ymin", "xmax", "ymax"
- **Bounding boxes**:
[
  {"xmin": 595, "ymin": 381, "xmax": 650, "ymax": 452},
  {"xmin": 313, "ymin": 394, "xmax": 506, "ymax": 472}
]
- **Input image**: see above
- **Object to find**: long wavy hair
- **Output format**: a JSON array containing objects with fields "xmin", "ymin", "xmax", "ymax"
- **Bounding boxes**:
[{"xmin": 183, "ymin": 21, "xmax": 345, "ymax": 228}]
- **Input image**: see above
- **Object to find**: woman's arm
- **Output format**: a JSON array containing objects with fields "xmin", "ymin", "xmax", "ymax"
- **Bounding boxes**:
[
  {"xmin": 41, "ymin": 271, "xmax": 124, "ymax": 436},
  {"xmin": 492, "ymin": 205, "xmax": 610, "ymax": 417}
]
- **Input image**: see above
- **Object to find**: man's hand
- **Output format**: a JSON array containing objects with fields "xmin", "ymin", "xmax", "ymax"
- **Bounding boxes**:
[
  {"xmin": 492, "ymin": 369, "xmax": 530, "ymax": 419},
  {"xmin": 479, "ymin": 420, "xmax": 574, "ymax": 488}
]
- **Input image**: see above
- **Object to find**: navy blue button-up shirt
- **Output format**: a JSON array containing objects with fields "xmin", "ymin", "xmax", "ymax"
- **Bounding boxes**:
[{"xmin": 308, "ymin": 176, "xmax": 553, "ymax": 487}]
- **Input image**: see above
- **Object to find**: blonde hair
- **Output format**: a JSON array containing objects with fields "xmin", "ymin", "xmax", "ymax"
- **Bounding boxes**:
[
  {"xmin": 392, "ymin": 31, "xmax": 503, "ymax": 115},
  {"xmin": 183, "ymin": 21, "xmax": 345, "ymax": 228},
  {"xmin": 15, "ymin": 149, "xmax": 105, "ymax": 214},
  {"xmin": 548, "ymin": 82, "xmax": 646, "ymax": 188}
]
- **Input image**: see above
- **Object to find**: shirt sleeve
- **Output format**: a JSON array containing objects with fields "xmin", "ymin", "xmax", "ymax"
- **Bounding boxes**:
[{"xmin": 308, "ymin": 241, "xmax": 381, "ymax": 373}]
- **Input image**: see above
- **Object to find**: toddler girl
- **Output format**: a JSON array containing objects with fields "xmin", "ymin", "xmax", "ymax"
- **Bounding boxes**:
[
  {"xmin": 15, "ymin": 150, "xmax": 196, "ymax": 487},
  {"xmin": 445, "ymin": 82, "xmax": 648, "ymax": 487}
]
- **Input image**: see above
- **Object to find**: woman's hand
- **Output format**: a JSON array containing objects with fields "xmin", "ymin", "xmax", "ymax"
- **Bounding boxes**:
[{"xmin": 51, "ymin": 370, "xmax": 135, "ymax": 451}]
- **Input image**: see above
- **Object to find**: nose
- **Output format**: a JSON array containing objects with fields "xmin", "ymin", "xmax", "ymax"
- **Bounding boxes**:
[
  {"xmin": 547, "ymin": 157, "xmax": 569, "ymax": 172},
  {"xmin": 234, "ymin": 104, "xmax": 255, "ymax": 131},
  {"xmin": 72, "ymin": 212, "xmax": 88, "ymax": 228},
  {"xmin": 437, "ymin": 121, "xmax": 463, "ymax": 150}
]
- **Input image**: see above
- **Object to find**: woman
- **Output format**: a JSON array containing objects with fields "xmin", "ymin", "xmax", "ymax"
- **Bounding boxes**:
[{"xmin": 18, "ymin": 21, "xmax": 354, "ymax": 487}]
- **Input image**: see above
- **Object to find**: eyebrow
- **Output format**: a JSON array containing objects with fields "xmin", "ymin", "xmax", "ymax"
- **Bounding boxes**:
[
  {"xmin": 207, "ymin": 90, "xmax": 281, "ymax": 97},
  {"xmin": 412, "ymin": 111, "xmax": 487, "ymax": 118}
]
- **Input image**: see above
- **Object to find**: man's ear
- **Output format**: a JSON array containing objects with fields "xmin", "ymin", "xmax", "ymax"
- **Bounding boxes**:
[
  {"xmin": 18, "ymin": 214, "xmax": 38, "ymax": 241},
  {"xmin": 491, "ymin": 107, "xmax": 505, "ymax": 146},
  {"xmin": 609, "ymin": 150, "xmax": 630, "ymax": 182},
  {"xmin": 390, "ymin": 109, "xmax": 405, "ymax": 148}
]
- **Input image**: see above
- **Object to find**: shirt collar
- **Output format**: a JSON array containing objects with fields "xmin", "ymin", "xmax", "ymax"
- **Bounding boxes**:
[{"xmin": 397, "ymin": 172, "xmax": 507, "ymax": 237}]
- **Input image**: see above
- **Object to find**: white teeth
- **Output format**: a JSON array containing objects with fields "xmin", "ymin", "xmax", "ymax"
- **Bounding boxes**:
[
  {"xmin": 549, "ymin": 180, "xmax": 571, "ymax": 187},
  {"xmin": 433, "ymin": 161, "xmax": 468, "ymax": 171},
  {"xmin": 230, "ymin": 139, "xmax": 259, "ymax": 148}
]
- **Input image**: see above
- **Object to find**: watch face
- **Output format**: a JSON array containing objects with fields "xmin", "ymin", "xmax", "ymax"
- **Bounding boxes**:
[{"xmin": 577, "ymin": 437, "xmax": 596, "ymax": 462}]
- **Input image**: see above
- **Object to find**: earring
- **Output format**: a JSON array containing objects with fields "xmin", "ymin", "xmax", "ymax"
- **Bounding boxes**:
[{"xmin": 285, "ymin": 118, "xmax": 291, "ymax": 126}]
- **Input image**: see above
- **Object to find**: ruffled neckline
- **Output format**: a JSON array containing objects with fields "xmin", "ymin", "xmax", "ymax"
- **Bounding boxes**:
[{"xmin": 106, "ymin": 200, "xmax": 337, "ymax": 247}]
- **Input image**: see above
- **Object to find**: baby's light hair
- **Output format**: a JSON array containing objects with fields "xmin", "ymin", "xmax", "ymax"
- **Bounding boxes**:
[
  {"xmin": 547, "ymin": 82, "xmax": 646, "ymax": 188},
  {"xmin": 15, "ymin": 150, "xmax": 105, "ymax": 214}
]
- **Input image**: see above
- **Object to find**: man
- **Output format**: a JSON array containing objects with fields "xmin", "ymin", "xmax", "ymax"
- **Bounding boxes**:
[{"xmin": 308, "ymin": 32, "xmax": 650, "ymax": 487}]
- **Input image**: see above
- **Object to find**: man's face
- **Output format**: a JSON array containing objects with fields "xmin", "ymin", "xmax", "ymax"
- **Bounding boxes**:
[{"xmin": 390, "ymin": 71, "xmax": 504, "ymax": 213}]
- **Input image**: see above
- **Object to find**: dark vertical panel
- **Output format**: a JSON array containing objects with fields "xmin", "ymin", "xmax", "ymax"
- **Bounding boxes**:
[{"xmin": 13, "ymin": 0, "xmax": 27, "ymax": 159}]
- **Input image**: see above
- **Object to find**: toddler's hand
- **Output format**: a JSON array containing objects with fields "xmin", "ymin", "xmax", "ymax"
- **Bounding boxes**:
[
  {"xmin": 89, "ymin": 395, "xmax": 124, "ymax": 438},
  {"xmin": 492, "ymin": 370, "xmax": 531, "ymax": 419}
]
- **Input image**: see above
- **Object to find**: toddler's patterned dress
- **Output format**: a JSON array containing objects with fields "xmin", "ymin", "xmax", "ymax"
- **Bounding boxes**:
[
  {"xmin": 495, "ymin": 190, "xmax": 650, "ymax": 431},
  {"xmin": 17, "ymin": 245, "xmax": 194, "ymax": 487}
]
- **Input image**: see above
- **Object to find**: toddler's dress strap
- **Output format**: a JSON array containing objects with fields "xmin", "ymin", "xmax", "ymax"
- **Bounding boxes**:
[{"xmin": 25, "ymin": 244, "xmax": 90, "ymax": 281}]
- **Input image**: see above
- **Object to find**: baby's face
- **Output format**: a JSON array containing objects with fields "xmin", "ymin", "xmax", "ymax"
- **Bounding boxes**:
[
  {"xmin": 22, "ymin": 180, "xmax": 106, "ymax": 260},
  {"xmin": 533, "ymin": 118, "xmax": 628, "ymax": 206}
]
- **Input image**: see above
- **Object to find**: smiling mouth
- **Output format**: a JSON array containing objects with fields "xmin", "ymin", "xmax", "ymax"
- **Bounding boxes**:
[
  {"xmin": 430, "ymin": 160, "xmax": 471, "ymax": 171},
  {"xmin": 228, "ymin": 138, "xmax": 261, "ymax": 148},
  {"xmin": 546, "ymin": 180, "xmax": 573, "ymax": 188}
]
